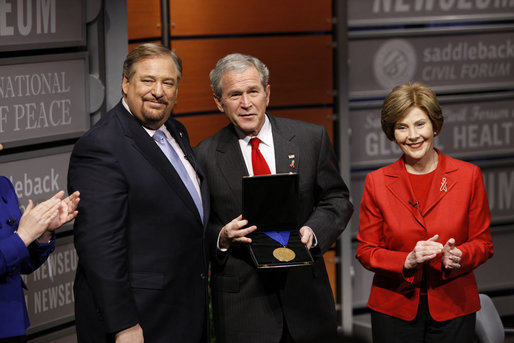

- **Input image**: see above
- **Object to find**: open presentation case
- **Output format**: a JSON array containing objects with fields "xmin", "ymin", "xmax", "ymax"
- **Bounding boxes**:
[{"xmin": 242, "ymin": 173, "xmax": 313, "ymax": 268}]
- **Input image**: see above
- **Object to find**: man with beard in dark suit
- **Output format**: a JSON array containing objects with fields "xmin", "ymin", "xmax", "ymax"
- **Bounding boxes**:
[{"xmin": 68, "ymin": 44, "xmax": 209, "ymax": 343}]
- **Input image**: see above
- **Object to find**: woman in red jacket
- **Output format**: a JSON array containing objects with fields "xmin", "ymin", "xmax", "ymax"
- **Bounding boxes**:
[{"xmin": 356, "ymin": 82, "xmax": 494, "ymax": 343}]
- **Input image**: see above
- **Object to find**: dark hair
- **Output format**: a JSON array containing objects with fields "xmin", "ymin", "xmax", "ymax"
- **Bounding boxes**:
[
  {"xmin": 381, "ymin": 82, "xmax": 444, "ymax": 141},
  {"xmin": 122, "ymin": 43, "xmax": 183, "ymax": 83}
]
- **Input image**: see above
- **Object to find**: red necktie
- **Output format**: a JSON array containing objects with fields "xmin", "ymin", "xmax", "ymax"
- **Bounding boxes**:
[{"xmin": 250, "ymin": 137, "xmax": 271, "ymax": 175}]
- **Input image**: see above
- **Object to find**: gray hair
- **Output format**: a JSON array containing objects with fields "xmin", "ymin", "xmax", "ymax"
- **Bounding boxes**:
[
  {"xmin": 209, "ymin": 53, "xmax": 269, "ymax": 99},
  {"xmin": 123, "ymin": 43, "xmax": 183, "ymax": 83}
]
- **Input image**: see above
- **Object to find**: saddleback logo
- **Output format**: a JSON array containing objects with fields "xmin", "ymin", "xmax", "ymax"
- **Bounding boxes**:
[{"xmin": 374, "ymin": 39, "xmax": 417, "ymax": 89}]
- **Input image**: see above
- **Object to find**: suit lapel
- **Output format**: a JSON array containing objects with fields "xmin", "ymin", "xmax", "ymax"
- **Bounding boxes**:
[
  {"xmin": 385, "ymin": 152, "xmax": 458, "ymax": 227},
  {"xmin": 216, "ymin": 126, "xmax": 248, "ymax": 205},
  {"xmin": 270, "ymin": 116, "xmax": 299, "ymax": 174},
  {"xmin": 115, "ymin": 106, "xmax": 202, "ymax": 224},
  {"xmin": 167, "ymin": 122, "xmax": 197, "ymax": 172},
  {"xmin": 421, "ymin": 152, "xmax": 457, "ymax": 216},
  {"xmin": 384, "ymin": 158, "xmax": 425, "ymax": 228}
]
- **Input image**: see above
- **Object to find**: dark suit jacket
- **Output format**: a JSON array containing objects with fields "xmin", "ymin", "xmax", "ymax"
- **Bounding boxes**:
[
  {"xmin": 356, "ymin": 151, "xmax": 493, "ymax": 321},
  {"xmin": 68, "ymin": 101, "xmax": 209, "ymax": 343},
  {"xmin": 0, "ymin": 176, "xmax": 55, "ymax": 338},
  {"xmin": 195, "ymin": 114, "xmax": 353, "ymax": 343}
]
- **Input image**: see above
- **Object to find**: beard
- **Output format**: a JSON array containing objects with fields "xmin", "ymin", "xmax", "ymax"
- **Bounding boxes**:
[{"xmin": 141, "ymin": 100, "xmax": 172, "ymax": 122}]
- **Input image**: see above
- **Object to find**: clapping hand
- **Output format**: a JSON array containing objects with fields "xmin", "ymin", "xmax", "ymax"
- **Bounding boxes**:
[
  {"xmin": 404, "ymin": 234, "xmax": 443, "ymax": 270},
  {"xmin": 17, "ymin": 194, "xmax": 61, "ymax": 246},
  {"xmin": 48, "ymin": 191, "xmax": 80, "ymax": 230},
  {"xmin": 442, "ymin": 238, "xmax": 462, "ymax": 270},
  {"xmin": 17, "ymin": 191, "xmax": 80, "ymax": 246}
]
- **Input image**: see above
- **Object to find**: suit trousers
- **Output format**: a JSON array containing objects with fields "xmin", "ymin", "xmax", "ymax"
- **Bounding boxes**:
[
  {"xmin": 371, "ymin": 295, "xmax": 476, "ymax": 343},
  {"xmin": 280, "ymin": 315, "xmax": 294, "ymax": 343}
]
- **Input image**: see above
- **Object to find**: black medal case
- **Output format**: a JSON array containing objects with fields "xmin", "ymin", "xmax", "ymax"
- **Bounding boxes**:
[{"xmin": 242, "ymin": 173, "xmax": 313, "ymax": 268}]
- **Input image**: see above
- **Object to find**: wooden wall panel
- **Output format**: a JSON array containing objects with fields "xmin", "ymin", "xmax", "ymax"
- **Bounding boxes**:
[
  {"xmin": 178, "ymin": 108, "xmax": 333, "ymax": 147},
  {"xmin": 127, "ymin": 1, "xmax": 161, "ymax": 40},
  {"xmin": 323, "ymin": 249, "xmax": 337, "ymax": 301},
  {"xmin": 273, "ymin": 108, "xmax": 334, "ymax": 142},
  {"xmin": 170, "ymin": 0, "xmax": 332, "ymax": 36},
  {"xmin": 172, "ymin": 35, "xmax": 333, "ymax": 114},
  {"xmin": 177, "ymin": 113, "xmax": 229, "ymax": 147}
]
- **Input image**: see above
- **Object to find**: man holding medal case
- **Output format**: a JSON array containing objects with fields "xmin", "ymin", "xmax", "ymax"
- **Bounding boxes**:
[{"xmin": 195, "ymin": 53, "xmax": 353, "ymax": 343}]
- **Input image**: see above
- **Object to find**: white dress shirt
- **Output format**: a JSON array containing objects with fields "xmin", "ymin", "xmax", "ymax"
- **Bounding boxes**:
[{"xmin": 236, "ymin": 115, "xmax": 276, "ymax": 175}]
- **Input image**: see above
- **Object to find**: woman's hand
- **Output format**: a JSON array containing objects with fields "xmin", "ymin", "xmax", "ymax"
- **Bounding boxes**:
[
  {"xmin": 404, "ymin": 234, "xmax": 444, "ymax": 270},
  {"xmin": 442, "ymin": 238, "xmax": 462, "ymax": 270},
  {"xmin": 16, "ymin": 196, "xmax": 61, "ymax": 246},
  {"xmin": 48, "ymin": 191, "xmax": 80, "ymax": 230}
]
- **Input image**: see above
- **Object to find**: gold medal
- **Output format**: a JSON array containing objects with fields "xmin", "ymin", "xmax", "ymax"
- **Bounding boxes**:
[{"xmin": 273, "ymin": 247, "xmax": 296, "ymax": 262}]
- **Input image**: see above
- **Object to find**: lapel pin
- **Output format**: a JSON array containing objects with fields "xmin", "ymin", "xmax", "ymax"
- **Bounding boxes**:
[
  {"xmin": 440, "ymin": 177, "xmax": 448, "ymax": 192},
  {"xmin": 288, "ymin": 154, "xmax": 296, "ymax": 168}
]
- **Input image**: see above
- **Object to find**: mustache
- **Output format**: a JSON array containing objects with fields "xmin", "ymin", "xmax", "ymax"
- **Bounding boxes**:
[{"xmin": 144, "ymin": 97, "xmax": 168, "ymax": 105}]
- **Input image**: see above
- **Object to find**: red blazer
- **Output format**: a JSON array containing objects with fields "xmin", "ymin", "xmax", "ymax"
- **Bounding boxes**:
[{"xmin": 356, "ymin": 151, "xmax": 494, "ymax": 321}]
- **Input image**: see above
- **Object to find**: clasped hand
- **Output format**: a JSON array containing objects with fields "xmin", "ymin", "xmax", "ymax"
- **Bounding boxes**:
[{"xmin": 404, "ymin": 234, "xmax": 462, "ymax": 270}]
